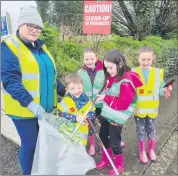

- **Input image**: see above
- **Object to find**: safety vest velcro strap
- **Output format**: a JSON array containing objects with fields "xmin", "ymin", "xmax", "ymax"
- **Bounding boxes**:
[
  {"xmin": 79, "ymin": 132, "xmax": 88, "ymax": 140},
  {"xmin": 137, "ymin": 95, "xmax": 159, "ymax": 101},
  {"xmin": 137, "ymin": 108, "xmax": 158, "ymax": 114},
  {"xmin": 22, "ymin": 73, "xmax": 39, "ymax": 80}
]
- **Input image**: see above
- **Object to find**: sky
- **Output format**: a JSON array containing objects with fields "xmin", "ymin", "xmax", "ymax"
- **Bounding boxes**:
[
  {"xmin": 1, "ymin": 1, "xmax": 37, "ymax": 12},
  {"xmin": 1, "ymin": 1, "xmax": 37, "ymax": 34}
]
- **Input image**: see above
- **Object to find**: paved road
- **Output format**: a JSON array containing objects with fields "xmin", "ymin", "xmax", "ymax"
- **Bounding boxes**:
[{"xmin": 166, "ymin": 154, "xmax": 178, "ymax": 176}]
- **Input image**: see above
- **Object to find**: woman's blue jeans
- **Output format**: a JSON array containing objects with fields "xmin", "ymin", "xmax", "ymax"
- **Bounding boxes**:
[{"xmin": 12, "ymin": 118, "xmax": 39, "ymax": 175}]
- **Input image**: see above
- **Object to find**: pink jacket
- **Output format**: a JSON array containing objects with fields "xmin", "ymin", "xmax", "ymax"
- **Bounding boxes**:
[{"xmin": 104, "ymin": 71, "xmax": 143, "ymax": 110}]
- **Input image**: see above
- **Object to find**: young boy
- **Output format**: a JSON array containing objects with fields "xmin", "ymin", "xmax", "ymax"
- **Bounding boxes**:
[{"xmin": 57, "ymin": 73, "xmax": 96, "ymax": 146}]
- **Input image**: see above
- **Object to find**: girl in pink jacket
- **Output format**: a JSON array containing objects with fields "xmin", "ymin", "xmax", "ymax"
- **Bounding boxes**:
[{"xmin": 96, "ymin": 49, "xmax": 143, "ymax": 175}]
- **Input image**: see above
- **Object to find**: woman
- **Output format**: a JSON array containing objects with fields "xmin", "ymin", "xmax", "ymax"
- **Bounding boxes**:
[{"xmin": 1, "ymin": 6, "xmax": 65, "ymax": 175}]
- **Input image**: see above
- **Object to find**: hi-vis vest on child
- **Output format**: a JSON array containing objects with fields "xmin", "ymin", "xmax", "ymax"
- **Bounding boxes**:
[
  {"xmin": 78, "ymin": 69, "xmax": 104, "ymax": 108},
  {"xmin": 132, "ymin": 67, "xmax": 163, "ymax": 118},
  {"xmin": 57, "ymin": 96, "xmax": 95, "ymax": 146},
  {"xmin": 2, "ymin": 35, "xmax": 57, "ymax": 118},
  {"xmin": 101, "ymin": 79, "xmax": 137, "ymax": 125}
]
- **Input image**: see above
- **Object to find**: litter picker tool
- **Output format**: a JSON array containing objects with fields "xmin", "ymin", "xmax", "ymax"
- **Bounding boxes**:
[
  {"xmin": 163, "ymin": 76, "xmax": 177, "ymax": 88},
  {"xmin": 87, "ymin": 111, "xmax": 120, "ymax": 175},
  {"xmin": 68, "ymin": 83, "xmax": 107, "ymax": 142},
  {"xmin": 62, "ymin": 83, "xmax": 120, "ymax": 175}
]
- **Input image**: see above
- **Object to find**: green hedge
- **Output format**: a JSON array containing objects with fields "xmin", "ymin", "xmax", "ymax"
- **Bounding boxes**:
[{"xmin": 40, "ymin": 23, "xmax": 177, "ymax": 77}]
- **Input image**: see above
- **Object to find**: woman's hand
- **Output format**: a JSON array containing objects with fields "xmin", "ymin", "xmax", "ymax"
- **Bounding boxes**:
[
  {"xmin": 163, "ymin": 85, "xmax": 172, "ymax": 99},
  {"xmin": 96, "ymin": 94, "xmax": 105, "ymax": 101},
  {"xmin": 27, "ymin": 101, "xmax": 45, "ymax": 120}
]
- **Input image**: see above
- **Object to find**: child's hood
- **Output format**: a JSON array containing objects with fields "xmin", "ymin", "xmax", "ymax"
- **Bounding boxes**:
[
  {"xmin": 118, "ymin": 71, "xmax": 143, "ymax": 89},
  {"xmin": 83, "ymin": 59, "xmax": 103, "ymax": 71},
  {"xmin": 95, "ymin": 60, "xmax": 103, "ymax": 71}
]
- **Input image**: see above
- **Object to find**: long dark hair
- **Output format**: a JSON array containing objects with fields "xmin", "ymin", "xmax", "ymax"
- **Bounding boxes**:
[{"xmin": 103, "ymin": 49, "xmax": 131, "ymax": 83}]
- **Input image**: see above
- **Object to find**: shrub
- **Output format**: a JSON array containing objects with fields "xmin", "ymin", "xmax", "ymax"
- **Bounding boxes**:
[
  {"xmin": 40, "ymin": 22, "xmax": 59, "ymax": 59},
  {"xmin": 40, "ymin": 23, "xmax": 177, "ymax": 78},
  {"xmin": 58, "ymin": 41, "xmax": 84, "ymax": 61},
  {"xmin": 55, "ymin": 48, "xmax": 81, "ymax": 77}
]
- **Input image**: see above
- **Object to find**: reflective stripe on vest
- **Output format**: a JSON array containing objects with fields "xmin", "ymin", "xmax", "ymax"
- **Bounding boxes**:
[
  {"xmin": 132, "ymin": 67, "xmax": 163, "ymax": 118},
  {"xmin": 101, "ymin": 79, "xmax": 136, "ymax": 125},
  {"xmin": 2, "ymin": 72, "xmax": 40, "ymax": 97},
  {"xmin": 57, "ymin": 97, "xmax": 91, "ymax": 146},
  {"xmin": 2, "ymin": 35, "xmax": 57, "ymax": 118},
  {"xmin": 101, "ymin": 103, "xmax": 135, "ymax": 125},
  {"xmin": 136, "ymin": 108, "xmax": 159, "ymax": 114},
  {"xmin": 78, "ymin": 69, "xmax": 104, "ymax": 108},
  {"xmin": 22, "ymin": 73, "xmax": 39, "ymax": 80},
  {"xmin": 137, "ymin": 68, "xmax": 160, "ymax": 101},
  {"xmin": 137, "ymin": 95, "xmax": 159, "ymax": 101},
  {"xmin": 79, "ymin": 132, "xmax": 88, "ymax": 140},
  {"xmin": 59, "ymin": 100, "xmax": 69, "ymax": 112}
]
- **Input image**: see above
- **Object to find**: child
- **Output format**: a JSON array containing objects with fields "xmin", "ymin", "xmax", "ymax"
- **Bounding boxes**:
[
  {"xmin": 78, "ymin": 48, "xmax": 105, "ymax": 156},
  {"xmin": 132, "ymin": 46, "xmax": 172, "ymax": 164},
  {"xmin": 96, "ymin": 49, "xmax": 143, "ymax": 175},
  {"xmin": 78, "ymin": 48, "xmax": 125, "ymax": 155},
  {"xmin": 57, "ymin": 73, "xmax": 96, "ymax": 146}
]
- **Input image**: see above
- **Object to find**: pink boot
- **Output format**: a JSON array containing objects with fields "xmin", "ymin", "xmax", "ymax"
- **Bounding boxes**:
[
  {"xmin": 108, "ymin": 153, "xmax": 125, "ymax": 175},
  {"xmin": 138, "ymin": 140, "xmax": 149, "ymax": 164},
  {"xmin": 148, "ymin": 137, "xmax": 157, "ymax": 161},
  {"xmin": 88, "ymin": 134, "xmax": 96, "ymax": 156},
  {"xmin": 96, "ymin": 147, "xmax": 112, "ymax": 169}
]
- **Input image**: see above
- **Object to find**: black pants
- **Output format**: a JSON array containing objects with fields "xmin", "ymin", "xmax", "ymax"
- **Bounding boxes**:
[
  {"xmin": 89, "ymin": 108, "xmax": 104, "ymax": 136},
  {"xmin": 99, "ymin": 120, "xmax": 123, "ymax": 155}
]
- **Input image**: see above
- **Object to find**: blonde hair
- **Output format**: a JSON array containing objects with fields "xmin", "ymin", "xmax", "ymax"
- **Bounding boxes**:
[
  {"xmin": 83, "ymin": 48, "xmax": 97, "ymax": 56},
  {"xmin": 64, "ymin": 73, "xmax": 83, "ymax": 86},
  {"xmin": 138, "ymin": 46, "xmax": 154, "ymax": 57}
]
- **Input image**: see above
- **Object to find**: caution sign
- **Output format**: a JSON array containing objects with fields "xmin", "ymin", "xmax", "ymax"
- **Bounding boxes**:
[{"xmin": 83, "ymin": 0, "xmax": 112, "ymax": 35}]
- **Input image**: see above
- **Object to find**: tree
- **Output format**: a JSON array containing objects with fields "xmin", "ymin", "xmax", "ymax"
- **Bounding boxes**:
[
  {"xmin": 51, "ymin": 1, "xmax": 84, "ymax": 35},
  {"xmin": 151, "ymin": 0, "xmax": 177, "ymax": 38},
  {"xmin": 112, "ymin": 0, "xmax": 177, "ymax": 40},
  {"xmin": 35, "ymin": 1, "xmax": 50, "ymax": 23},
  {"xmin": 36, "ymin": 1, "xmax": 84, "ymax": 39}
]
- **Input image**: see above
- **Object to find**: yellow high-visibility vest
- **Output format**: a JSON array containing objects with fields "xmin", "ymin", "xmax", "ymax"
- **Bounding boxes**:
[
  {"xmin": 2, "ymin": 35, "xmax": 57, "ymax": 118},
  {"xmin": 57, "ymin": 96, "xmax": 95, "ymax": 146},
  {"xmin": 132, "ymin": 67, "xmax": 163, "ymax": 118}
]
